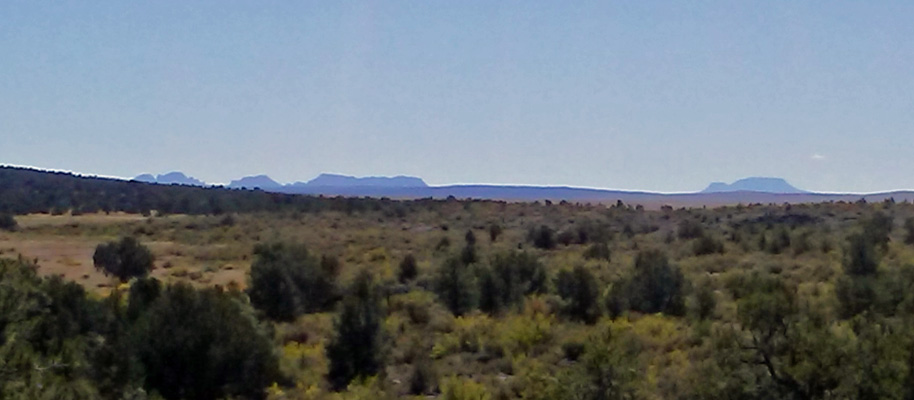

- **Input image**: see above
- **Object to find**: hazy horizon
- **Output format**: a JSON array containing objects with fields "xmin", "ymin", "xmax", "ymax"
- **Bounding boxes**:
[
  {"xmin": 9, "ymin": 162, "xmax": 914, "ymax": 196},
  {"xmin": 3, "ymin": 2, "xmax": 913, "ymax": 192}
]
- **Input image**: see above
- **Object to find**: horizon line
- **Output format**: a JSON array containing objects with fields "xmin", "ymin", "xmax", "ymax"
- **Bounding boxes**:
[{"xmin": 4, "ymin": 163, "xmax": 914, "ymax": 197}]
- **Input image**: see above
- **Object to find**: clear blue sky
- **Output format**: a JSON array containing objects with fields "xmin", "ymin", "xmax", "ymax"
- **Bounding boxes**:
[{"xmin": 2, "ymin": 1, "xmax": 913, "ymax": 192}]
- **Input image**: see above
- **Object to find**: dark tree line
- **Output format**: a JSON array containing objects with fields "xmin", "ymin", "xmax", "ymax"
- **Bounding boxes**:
[
  {"xmin": 428, "ymin": 245, "xmax": 686, "ymax": 324},
  {"xmin": 0, "ymin": 166, "xmax": 436, "ymax": 217}
]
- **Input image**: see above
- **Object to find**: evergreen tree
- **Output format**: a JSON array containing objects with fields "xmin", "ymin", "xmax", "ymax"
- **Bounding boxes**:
[
  {"xmin": 555, "ymin": 266, "xmax": 601, "ymax": 324},
  {"xmin": 627, "ymin": 250, "xmax": 685, "ymax": 316},
  {"xmin": 398, "ymin": 254, "xmax": 418, "ymax": 283},
  {"xmin": 247, "ymin": 243, "xmax": 338, "ymax": 321},
  {"xmin": 131, "ymin": 281, "xmax": 279, "ymax": 400},
  {"xmin": 327, "ymin": 271, "xmax": 384, "ymax": 391},
  {"xmin": 862, "ymin": 211, "xmax": 893, "ymax": 250},
  {"xmin": 477, "ymin": 265, "xmax": 502, "ymax": 314},
  {"xmin": 903, "ymin": 217, "xmax": 914, "ymax": 246},
  {"xmin": 433, "ymin": 257, "xmax": 477, "ymax": 316},
  {"xmin": 92, "ymin": 236, "xmax": 154, "ymax": 282}
]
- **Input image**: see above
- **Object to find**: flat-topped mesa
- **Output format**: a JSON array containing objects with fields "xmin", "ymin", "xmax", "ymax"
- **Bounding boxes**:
[
  {"xmin": 301, "ymin": 173, "xmax": 428, "ymax": 188},
  {"xmin": 702, "ymin": 177, "xmax": 806, "ymax": 194},
  {"xmin": 228, "ymin": 175, "xmax": 282, "ymax": 190}
]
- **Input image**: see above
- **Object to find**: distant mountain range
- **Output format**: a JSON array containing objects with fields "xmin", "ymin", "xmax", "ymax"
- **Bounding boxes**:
[
  {"xmin": 126, "ymin": 171, "xmax": 914, "ymax": 207},
  {"xmin": 134, "ymin": 172, "xmax": 806, "ymax": 195},
  {"xmin": 134, "ymin": 172, "xmax": 206, "ymax": 186},
  {"xmin": 0, "ymin": 168, "xmax": 868, "ymax": 208}
]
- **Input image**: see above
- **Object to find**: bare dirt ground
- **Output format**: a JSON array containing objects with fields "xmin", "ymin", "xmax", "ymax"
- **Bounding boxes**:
[
  {"xmin": 0, "ymin": 213, "xmax": 248, "ymax": 293},
  {"xmin": 14, "ymin": 212, "xmax": 149, "ymax": 229},
  {"xmin": 0, "ymin": 236, "xmax": 111, "ymax": 289}
]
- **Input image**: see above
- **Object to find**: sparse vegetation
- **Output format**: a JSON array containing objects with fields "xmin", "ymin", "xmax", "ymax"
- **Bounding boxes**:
[{"xmin": 5, "ymin": 169, "xmax": 914, "ymax": 398}]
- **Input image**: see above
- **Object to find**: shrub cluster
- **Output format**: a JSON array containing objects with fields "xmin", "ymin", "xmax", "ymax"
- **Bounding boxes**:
[
  {"xmin": 0, "ymin": 259, "xmax": 279, "ymax": 400},
  {"xmin": 247, "ymin": 242, "xmax": 339, "ymax": 321}
]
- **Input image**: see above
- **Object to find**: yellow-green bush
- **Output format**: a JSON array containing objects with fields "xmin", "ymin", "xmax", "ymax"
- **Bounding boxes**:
[{"xmin": 441, "ymin": 376, "xmax": 491, "ymax": 400}]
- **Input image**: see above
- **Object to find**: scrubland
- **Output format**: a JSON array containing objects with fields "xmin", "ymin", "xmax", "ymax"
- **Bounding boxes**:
[{"xmin": 3, "ymin": 197, "xmax": 914, "ymax": 399}]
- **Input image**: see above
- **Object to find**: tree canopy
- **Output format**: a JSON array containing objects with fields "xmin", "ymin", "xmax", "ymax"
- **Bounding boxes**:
[{"xmin": 92, "ymin": 236, "xmax": 154, "ymax": 282}]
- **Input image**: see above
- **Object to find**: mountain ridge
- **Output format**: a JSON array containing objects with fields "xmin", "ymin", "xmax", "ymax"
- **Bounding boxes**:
[
  {"xmin": 299, "ymin": 173, "xmax": 427, "ymax": 188},
  {"xmin": 133, "ymin": 172, "xmax": 205, "ymax": 186},
  {"xmin": 134, "ymin": 172, "xmax": 808, "ymax": 195},
  {"xmin": 10, "ymin": 166, "xmax": 914, "ymax": 208},
  {"xmin": 120, "ymin": 169, "xmax": 892, "ymax": 202}
]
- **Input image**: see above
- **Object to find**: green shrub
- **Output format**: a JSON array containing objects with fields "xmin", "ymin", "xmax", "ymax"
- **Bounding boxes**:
[
  {"xmin": 844, "ymin": 233, "xmax": 880, "ymax": 277},
  {"xmin": 626, "ymin": 250, "xmax": 685, "ymax": 316},
  {"xmin": 555, "ymin": 266, "xmax": 601, "ymax": 324},
  {"xmin": 583, "ymin": 242, "xmax": 611, "ymax": 261},
  {"xmin": 835, "ymin": 275, "xmax": 879, "ymax": 318},
  {"xmin": 528, "ymin": 225, "xmax": 556, "ymax": 250},
  {"xmin": 862, "ymin": 211, "xmax": 893, "ymax": 250},
  {"xmin": 327, "ymin": 271, "xmax": 384, "ymax": 391},
  {"xmin": 693, "ymin": 235, "xmax": 724, "ymax": 256},
  {"xmin": 492, "ymin": 251, "xmax": 548, "ymax": 297},
  {"xmin": 441, "ymin": 376, "xmax": 491, "ymax": 400},
  {"xmin": 691, "ymin": 279, "xmax": 717, "ymax": 320},
  {"xmin": 398, "ymin": 253, "xmax": 419, "ymax": 283},
  {"xmin": 904, "ymin": 217, "xmax": 914, "ymax": 245},
  {"xmin": 488, "ymin": 223, "xmax": 503, "ymax": 242},
  {"xmin": 0, "ymin": 213, "xmax": 17, "ymax": 231},
  {"xmin": 408, "ymin": 356, "xmax": 436, "ymax": 395},
  {"xmin": 561, "ymin": 341, "xmax": 586, "ymax": 361},
  {"xmin": 557, "ymin": 230, "xmax": 576, "ymax": 246},
  {"xmin": 131, "ymin": 280, "xmax": 279, "ymax": 400},
  {"xmin": 766, "ymin": 227, "xmax": 791, "ymax": 254},
  {"xmin": 436, "ymin": 237, "xmax": 452, "ymax": 252},
  {"xmin": 476, "ymin": 251, "xmax": 548, "ymax": 316},
  {"xmin": 434, "ymin": 257, "xmax": 477, "ymax": 316},
  {"xmin": 0, "ymin": 259, "xmax": 110, "ymax": 399},
  {"xmin": 677, "ymin": 218, "xmax": 705, "ymax": 240},
  {"xmin": 477, "ymin": 265, "xmax": 502, "ymax": 314},
  {"xmin": 247, "ymin": 242, "xmax": 338, "ymax": 321},
  {"xmin": 92, "ymin": 236, "xmax": 154, "ymax": 282},
  {"xmin": 476, "ymin": 251, "xmax": 546, "ymax": 314},
  {"xmin": 549, "ymin": 325, "xmax": 641, "ymax": 400}
]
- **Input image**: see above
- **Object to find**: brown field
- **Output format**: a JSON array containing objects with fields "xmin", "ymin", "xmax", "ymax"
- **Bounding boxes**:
[
  {"xmin": 0, "ymin": 213, "xmax": 250, "ymax": 293},
  {"xmin": 0, "ymin": 202, "xmax": 611, "ymax": 293}
]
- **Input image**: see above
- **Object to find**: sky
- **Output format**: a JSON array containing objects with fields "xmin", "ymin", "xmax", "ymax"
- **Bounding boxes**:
[{"xmin": 2, "ymin": 1, "xmax": 913, "ymax": 193}]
